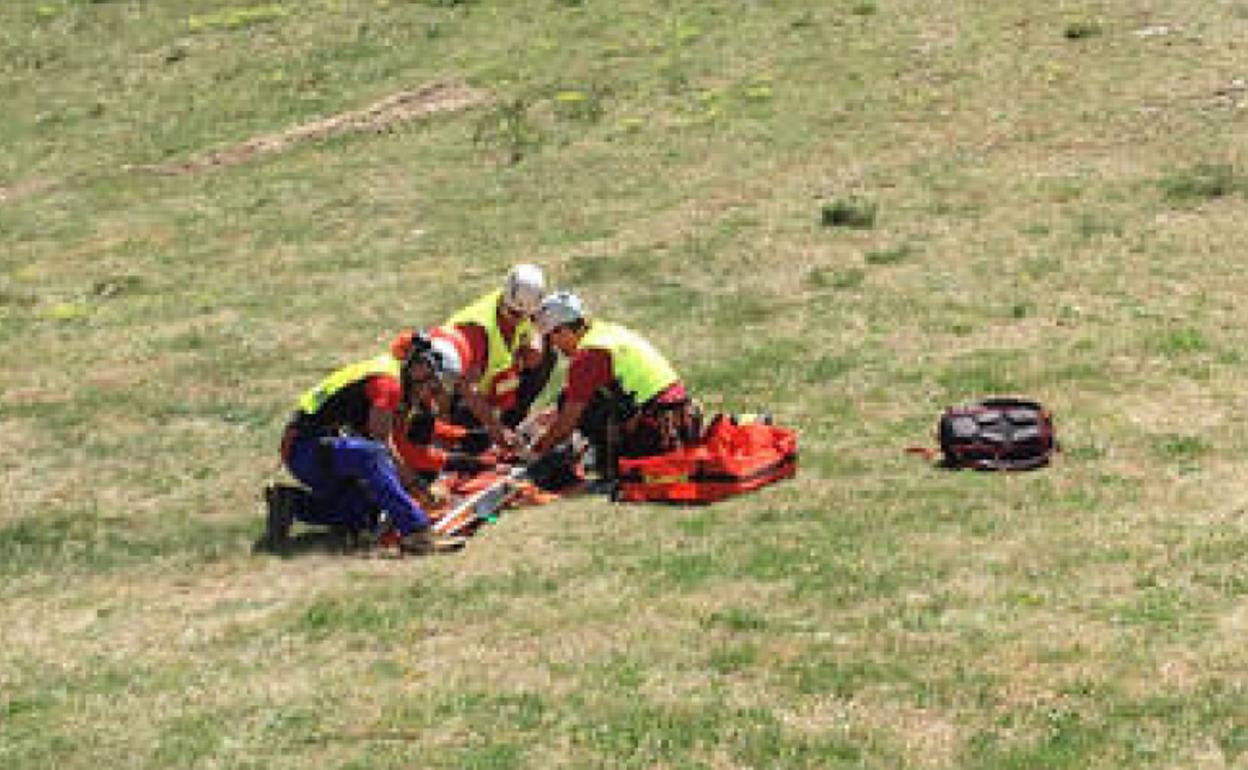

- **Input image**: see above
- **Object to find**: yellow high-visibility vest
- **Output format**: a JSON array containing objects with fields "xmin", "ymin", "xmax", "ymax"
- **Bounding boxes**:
[
  {"xmin": 445, "ymin": 290, "xmax": 534, "ymax": 392},
  {"xmin": 296, "ymin": 354, "xmax": 400, "ymax": 416},
  {"xmin": 579, "ymin": 320, "xmax": 678, "ymax": 404}
]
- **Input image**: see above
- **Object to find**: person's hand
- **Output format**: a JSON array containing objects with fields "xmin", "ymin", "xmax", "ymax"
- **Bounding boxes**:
[
  {"xmin": 408, "ymin": 482, "xmax": 442, "ymax": 510},
  {"xmin": 513, "ymin": 444, "xmax": 539, "ymax": 465},
  {"xmin": 489, "ymin": 425, "xmax": 521, "ymax": 451}
]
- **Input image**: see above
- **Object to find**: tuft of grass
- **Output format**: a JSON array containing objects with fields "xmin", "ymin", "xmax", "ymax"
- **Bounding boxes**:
[
  {"xmin": 964, "ymin": 707, "xmax": 1107, "ymax": 770},
  {"xmin": 864, "ymin": 243, "xmax": 913, "ymax": 265},
  {"xmin": 830, "ymin": 268, "xmax": 865, "ymax": 289},
  {"xmin": 707, "ymin": 643, "xmax": 759, "ymax": 674},
  {"xmin": 805, "ymin": 352, "xmax": 859, "ymax": 382},
  {"xmin": 806, "ymin": 266, "xmax": 865, "ymax": 290},
  {"xmin": 0, "ymin": 511, "xmax": 255, "ymax": 579},
  {"xmin": 1074, "ymin": 213, "xmax": 1122, "ymax": 240},
  {"xmin": 553, "ymin": 85, "xmax": 608, "ymax": 123},
  {"xmin": 642, "ymin": 549, "xmax": 718, "ymax": 589},
  {"xmin": 295, "ymin": 596, "xmax": 417, "ymax": 641},
  {"xmin": 935, "ymin": 351, "xmax": 1027, "ymax": 398},
  {"xmin": 821, "ymin": 197, "xmax": 877, "ymax": 229},
  {"xmin": 704, "ymin": 607, "xmax": 769, "ymax": 632},
  {"xmin": 790, "ymin": 11, "xmax": 817, "ymax": 29},
  {"xmin": 1063, "ymin": 20, "xmax": 1103, "ymax": 39},
  {"xmin": 1151, "ymin": 434, "xmax": 1209, "ymax": 461},
  {"xmin": 91, "ymin": 274, "xmax": 146, "ymax": 298},
  {"xmin": 1150, "ymin": 327, "xmax": 1209, "ymax": 356},
  {"xmin": 155, "ymin": 712, "xmax": 230, "ymax": 767},
  {"xmin": 785, "ymin": 653, "xmax": 908, "ymax": 698},
  {"xmin": 473, "ymin": 97, "xmax": 544, "ymax": 165},
  {"xmin": 1159, "ymin": 163, "xmax": 1242, "ymax": 203}
]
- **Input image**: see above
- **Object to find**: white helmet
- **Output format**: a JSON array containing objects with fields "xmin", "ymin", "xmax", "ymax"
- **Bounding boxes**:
[
  {"xmin": 502, "ymin": 263, "xmax": 546, "ymax": 316},
  {"xmin": 535, "ymin": 291, "xmax": 586, "ymax": 335},
  {"xmin": 427, "ymin": 336, "xmax": 463, "ymax": 387}
]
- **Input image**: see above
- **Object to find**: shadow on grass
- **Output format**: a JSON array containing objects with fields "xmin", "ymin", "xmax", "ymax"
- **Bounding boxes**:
[{"xmin": 251, "ymin": 529, "xmax": 370, "ymax": 559}]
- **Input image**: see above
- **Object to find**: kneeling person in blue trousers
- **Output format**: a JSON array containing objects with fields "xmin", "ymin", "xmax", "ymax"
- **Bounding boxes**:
[{"xmin": 264, "ymin": 336, "xmax": 466, "ymax": 554}]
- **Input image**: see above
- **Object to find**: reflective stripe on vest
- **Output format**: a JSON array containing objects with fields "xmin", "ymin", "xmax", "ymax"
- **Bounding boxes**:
[
  {"xmin": 296, "ymin": 354, "xmax": 401, "ymax": 416},
  {"xmin": 579, "ymin": 320, "xmax": 678, "ymax": 405},
  {"xmin": 489, "ymin": 367, "xmax": 521, "ymax": 411},
  {"xmin": 445, "ymin": 290, "xmax": 534, "ymax": 392}
]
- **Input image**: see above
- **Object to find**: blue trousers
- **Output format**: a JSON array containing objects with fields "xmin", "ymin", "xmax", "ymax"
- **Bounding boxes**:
[{"xmin": 285, "ymin": 434, "xmax": 429, "ymax": 535}]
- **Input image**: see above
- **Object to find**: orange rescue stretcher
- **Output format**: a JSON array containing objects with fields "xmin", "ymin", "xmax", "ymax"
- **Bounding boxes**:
[{"xmin": 616, "ymin": 414, "xmax": 797, "ymax": 504}]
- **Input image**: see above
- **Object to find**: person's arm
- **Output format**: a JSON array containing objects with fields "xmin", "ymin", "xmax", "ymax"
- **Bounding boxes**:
[
  {"xmin": 532, "ymin": 400, "xmax": 587, "ymax": 455},
  {"xmin": 454, "ymin": 323, "xmax": 519, "ymax": 449},
  {"xmin": 365, "ymin": 377, "xmax": 437, "ymax": 507},
  {"xmin": 530, "ymin": 349, "xmax": 608, "ymax": 455},
  {"xmin": 457, "ymin": 383, "xmax": 519, "ymax": 450},
  {"xmin": 433, "ymin": 419, "xmax": 468, "ymax": 443},
  {"xmin": 393, "ymin": 422, "xmax": 449, "ymax": 473}
]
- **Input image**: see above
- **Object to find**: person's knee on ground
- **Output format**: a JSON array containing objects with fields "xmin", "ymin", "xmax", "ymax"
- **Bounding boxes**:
[{"xmin": 317, "ymin": 437, "xmax": 429, "ymax": 536}]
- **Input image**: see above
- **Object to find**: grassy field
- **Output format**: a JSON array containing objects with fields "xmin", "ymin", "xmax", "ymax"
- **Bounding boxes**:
[{"xmin": 2, "ymin": 0, "xmax": 1246, "ymax": 767}]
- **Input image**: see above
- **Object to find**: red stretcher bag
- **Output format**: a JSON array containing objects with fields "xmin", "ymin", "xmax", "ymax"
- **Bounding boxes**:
[{"xmin": 616, "ymin": 415, "xmax": 798, "ymax": 504}]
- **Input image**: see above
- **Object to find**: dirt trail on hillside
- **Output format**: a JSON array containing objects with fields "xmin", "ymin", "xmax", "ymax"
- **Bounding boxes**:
[
  {"xmin": 0, "ymin": 81, "xmax": 485, "ymax": 206},
  {"xmin": 134, "ymin": 79, "xmax": 486, "ymax": 176}
]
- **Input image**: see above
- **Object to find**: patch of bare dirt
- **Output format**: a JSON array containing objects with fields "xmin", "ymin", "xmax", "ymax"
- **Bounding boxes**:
[
  {"xmin": 131, "ymin": 79, "xmax": 486, "ymax": 176},
  {"xmin": 0, "ymin": 177, "xmax": 57, "ymax": 205}
]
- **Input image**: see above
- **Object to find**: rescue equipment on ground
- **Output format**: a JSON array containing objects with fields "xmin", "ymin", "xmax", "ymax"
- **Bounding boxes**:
[
  {"xmin": 615, "ymin": 413, "xmax": 797, "ymax": 504},
  {"xmin": 912, "ymin": 397, "xmax": 1056, "ymax": 471}
]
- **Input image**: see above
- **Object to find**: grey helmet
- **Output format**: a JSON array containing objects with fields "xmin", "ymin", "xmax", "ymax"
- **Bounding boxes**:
[{"xmin": 534, "ymin": 291, "xmax": 586, "ymax": 335}]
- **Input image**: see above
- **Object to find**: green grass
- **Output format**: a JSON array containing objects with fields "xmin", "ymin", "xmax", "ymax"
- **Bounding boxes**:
[
  {"xmin": 1158, "ymin": 163, "xmax": 1244, "ymax": 203},
  {"xmin": 3, "ymin": 0, "xmax": 1248, "ymax": 768}
]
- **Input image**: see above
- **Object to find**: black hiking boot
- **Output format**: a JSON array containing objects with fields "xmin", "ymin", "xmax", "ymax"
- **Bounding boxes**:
[
  {"xmin": 398, "ymin": 528, "xmax": 467, "ymax": 555},
  {"xmin": 263, "ymin": 484, "xmax": 298, "ymax": 548}
]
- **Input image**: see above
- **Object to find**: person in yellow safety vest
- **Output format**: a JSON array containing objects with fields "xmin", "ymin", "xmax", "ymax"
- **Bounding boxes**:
[
  {"xmin": 440, "ymin": 263, "xmax": 556, "ymax": 447},
  {"xmin": 529, "ymin": 291, "xmax": 698, "ymax": 476},
  {"xmin": 262, "ymin": 342, "xmax": 467, "ymax": 554}
]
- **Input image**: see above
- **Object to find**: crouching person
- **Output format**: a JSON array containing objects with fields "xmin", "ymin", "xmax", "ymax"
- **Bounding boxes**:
[
  {"xmin": 388, "ymin": 329, "xmax": 500, "ymax": 480},
  {"xmin": 528, "ymin": 291, "xmax": 698, "ymax": 478},
  {"xmin": 443, "ymin": 263, "xmax": 555, "ymax": 433},
  {"xmin": 263, "ymin": 344, "xmax": 466, "ymax": 554}
]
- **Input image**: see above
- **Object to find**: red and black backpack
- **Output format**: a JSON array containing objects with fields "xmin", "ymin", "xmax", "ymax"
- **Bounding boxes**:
[{"xmin": 935, "ymin": 397, "xmax": 1056, "ymax": 471}]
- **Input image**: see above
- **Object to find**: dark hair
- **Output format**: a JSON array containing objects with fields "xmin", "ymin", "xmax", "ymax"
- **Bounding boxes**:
[
  {"xmin": 401, "ymin": 331, "xmax": 433, "ymax": 375},
  {"xmin": 399, "ymin": 331, "xmax": 435, "ymax": 413}
]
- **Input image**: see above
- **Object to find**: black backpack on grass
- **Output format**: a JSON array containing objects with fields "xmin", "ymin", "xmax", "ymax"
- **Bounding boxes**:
[{"xmin": 937, "ymin": 397, "xmax": 1056, "ymax": 471}]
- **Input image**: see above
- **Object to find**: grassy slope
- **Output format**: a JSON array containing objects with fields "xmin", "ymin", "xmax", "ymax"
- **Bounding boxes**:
[{"xmin": 2, "ymin": 1, "xmax": 1246, "ymax": 768}]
